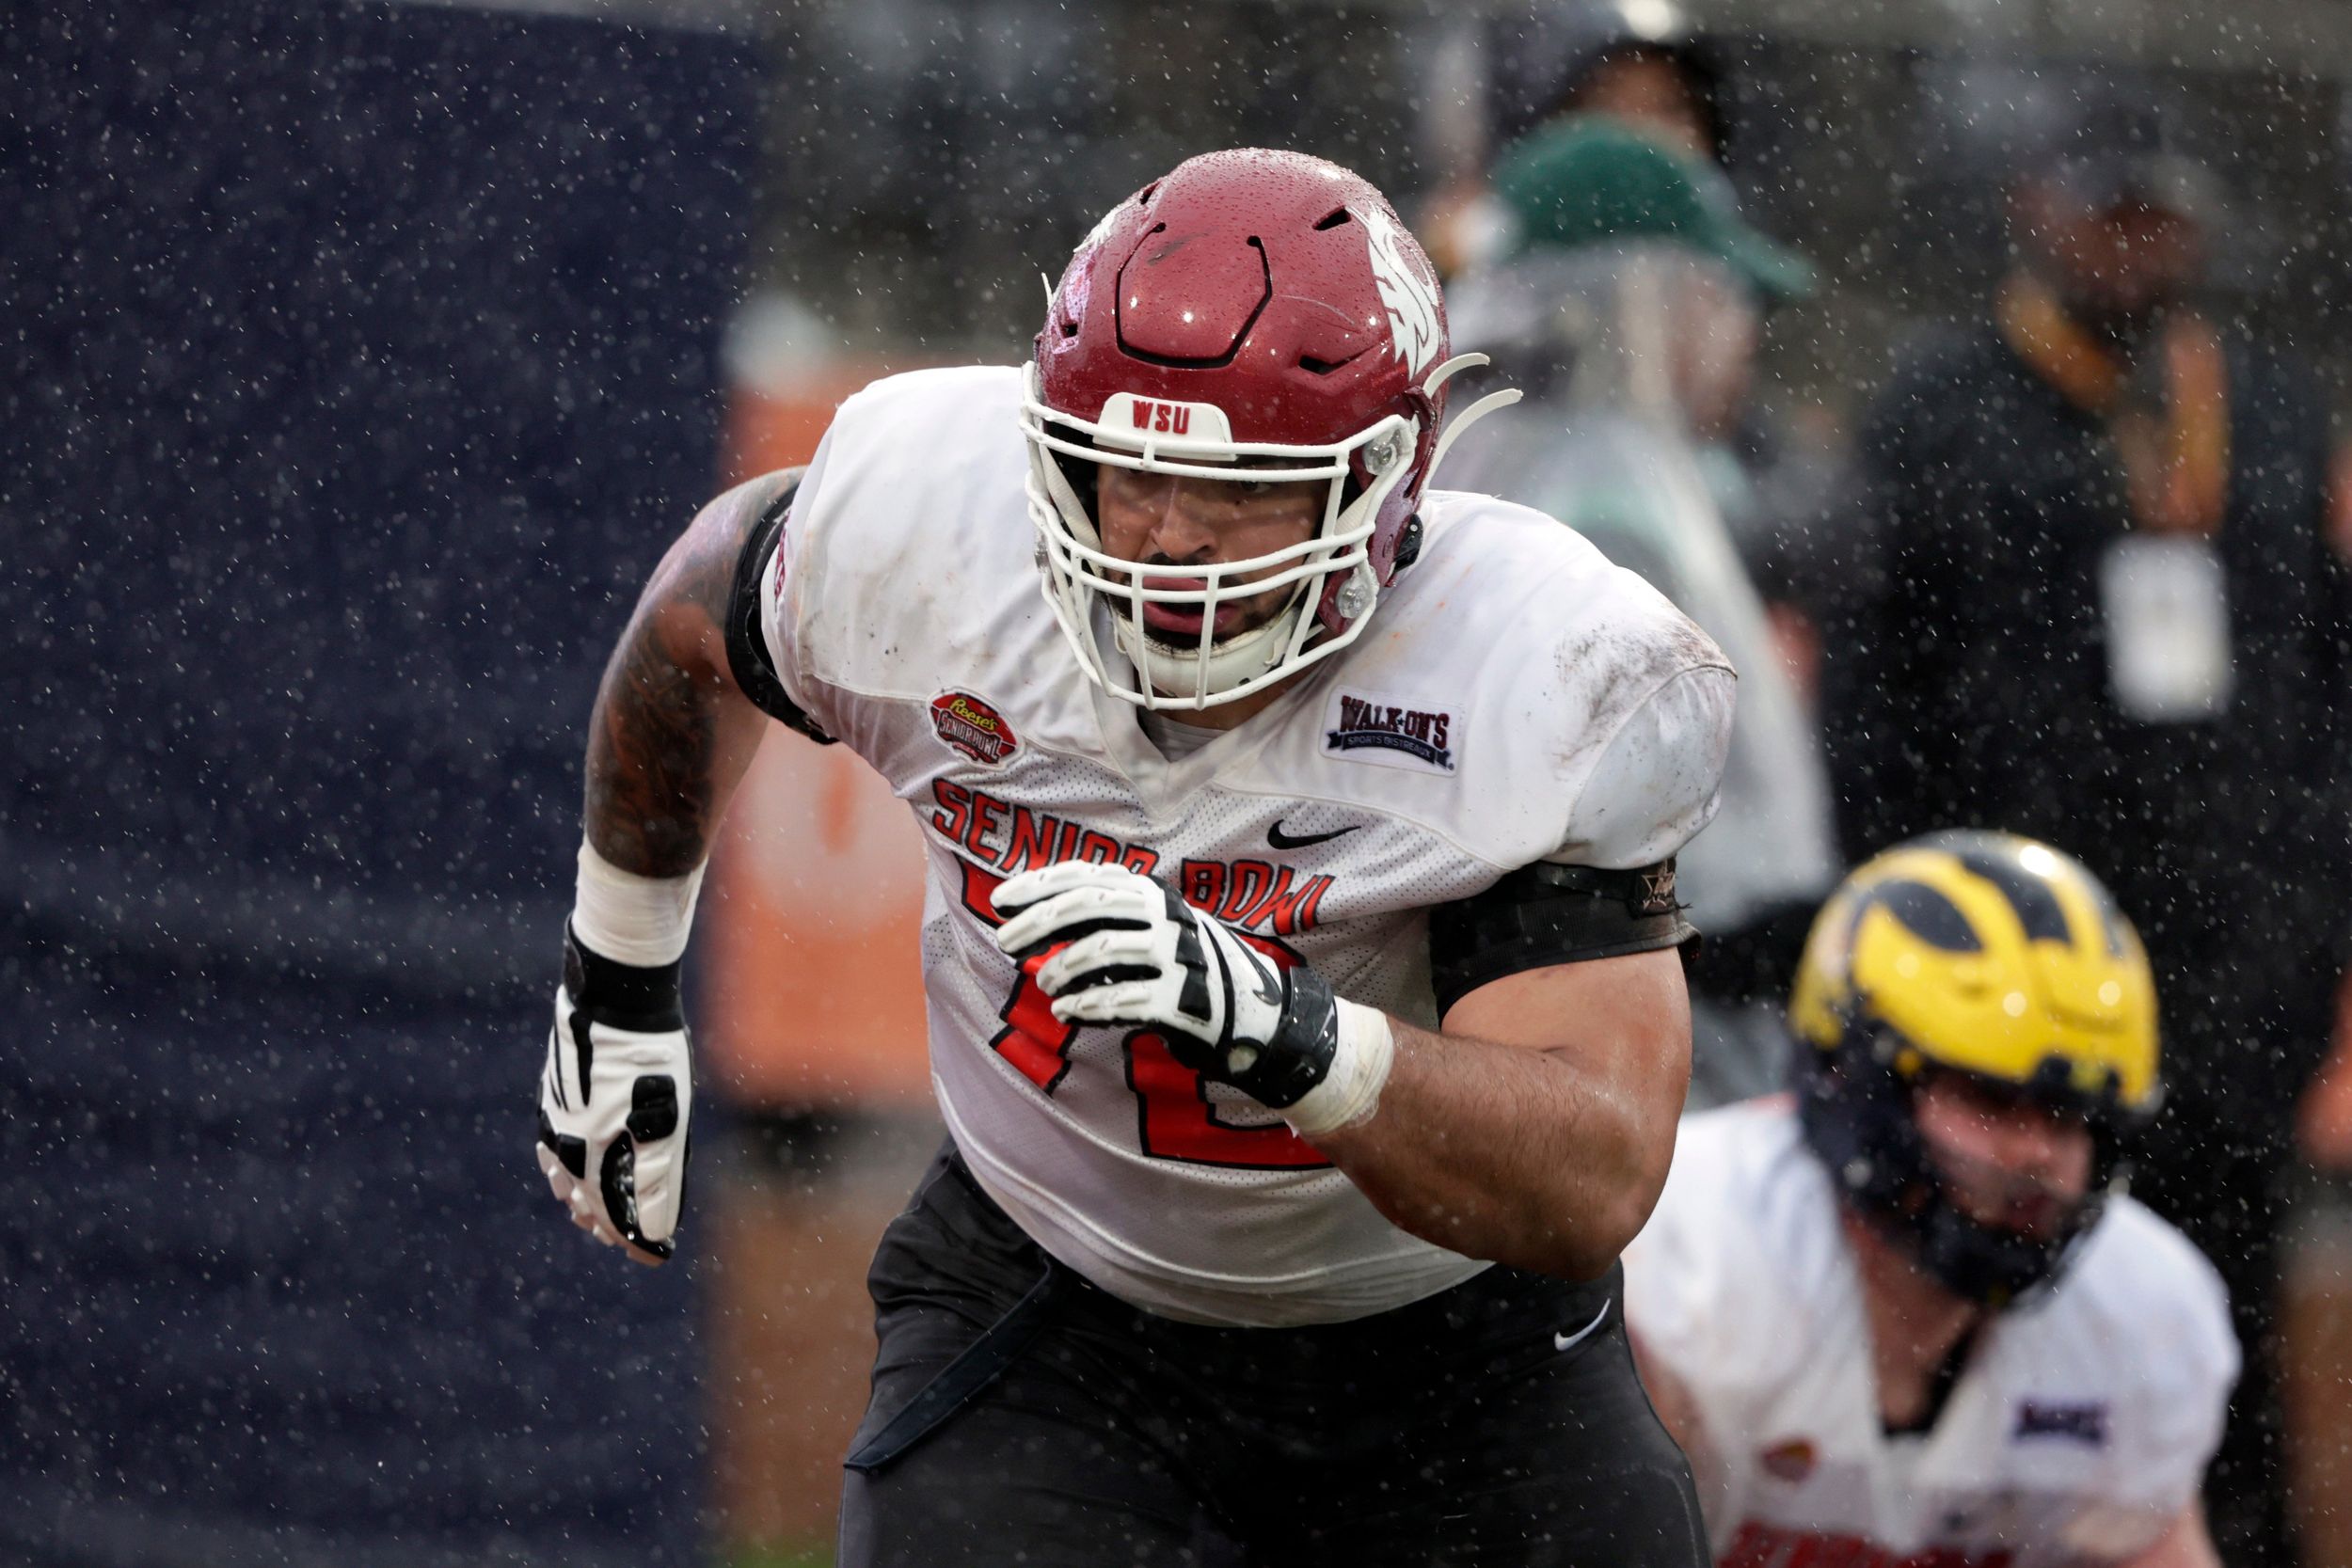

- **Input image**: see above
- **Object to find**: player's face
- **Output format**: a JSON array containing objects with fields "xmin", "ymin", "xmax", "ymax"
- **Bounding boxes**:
[
  {"xmin": 2042, "ymin": 199, "xmax": 2202, "ymax": 340},
  {"xmin": 1568, "ymin": 51, "xmax": 1714, "ymax": 162},
  {"xmin": 1912, "ymin": 1072, "xmax": 2094, "ymax": 1242},
  {"xmin": 1092, "ymin": 464, "xmax": 1325, "ymax": 643}
]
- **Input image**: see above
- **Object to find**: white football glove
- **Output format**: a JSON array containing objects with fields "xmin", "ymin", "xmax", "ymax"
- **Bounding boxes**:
[
  {"xmin": 990, "ymin": 861, "xmax": 1392, "ymax": 1133},
  {"xmin": 537, "ymin": 923, "xmax": 692, "ymax": 1266}
]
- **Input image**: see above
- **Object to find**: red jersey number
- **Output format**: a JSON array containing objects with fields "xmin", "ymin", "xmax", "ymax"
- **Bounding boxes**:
[{"xmin": 958, "ymin": 862, "xmax": 1329, "ymax": 1170}]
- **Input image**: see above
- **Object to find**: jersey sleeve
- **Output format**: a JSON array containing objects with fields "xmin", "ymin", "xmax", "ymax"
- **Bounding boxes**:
[
  {"xmin": 723, "ymin": 471, "xmax": 834, "ymax": 745},
  {"xmin": 1621, "ymin": 1126, "xmax": 1732, "ymax": 1391},
  {"xmin": 746, "ymin": 413, "xmax": 862, "ymax": 745},
  {"xmin": 1549, "ymin": 660, "xmax": 1737, "ymax": 870},
  {"xmin": 1425, "ymin": 579, "xmax": 1735, "ymax": 1011},
  {"xmin": 2057, "ymin": 1202, "xmax": 2241, "ymax": 1560},
  {"xmin": 1619, "ymin": 1116, "xmax": 1758, "ymax": 1517},
  {"xmin": 1620, "ymin": 1191, "xmax": 1698, "ymax": 1369},
  {"xmin": 734, "ymin": 365, "xmax": 1034, "ymax": 763},
  {"xmin": 2118, "ymin": 1229, "xmax": 2241, "ymax": 1521}
]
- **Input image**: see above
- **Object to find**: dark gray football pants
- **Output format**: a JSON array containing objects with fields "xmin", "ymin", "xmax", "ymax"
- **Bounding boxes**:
[{"xmin": 836, "ymin": 1146, "xmax": 1708, "ymax": 1568}]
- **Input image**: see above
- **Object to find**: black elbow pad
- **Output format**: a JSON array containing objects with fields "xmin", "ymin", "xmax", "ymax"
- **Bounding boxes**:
[
  {"xmin": 723, "ymin": 479, "xmax": 835, "ymax": 745},
  {"xmin": 1428, "ymin": 859, "xmax": 1697, "ymax": 1018}
]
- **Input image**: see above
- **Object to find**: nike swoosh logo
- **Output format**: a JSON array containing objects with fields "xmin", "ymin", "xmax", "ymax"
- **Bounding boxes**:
[
  {"xmin": 1267, "ymin": 820, "xmax": 1362, "ymax": 850},
  {"xmin": 1552, "ymin": 1299, "xmax": 1611, "ymax": 1354}
]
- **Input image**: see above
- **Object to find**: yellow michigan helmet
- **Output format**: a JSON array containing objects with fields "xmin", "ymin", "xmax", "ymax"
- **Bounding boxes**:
[
  {"xmin": 1788, "ymin": 830, "xmax": 2159, "ymax": 1306},
  {"xmin": 1789, "ymin": 830, "xmax": 2159, "ymax": 1114}
]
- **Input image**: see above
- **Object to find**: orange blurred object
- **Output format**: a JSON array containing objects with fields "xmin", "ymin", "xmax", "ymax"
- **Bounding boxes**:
[
  {"xmin": 2284, "ymin": 974, "xmax": 2352, "ymax": 1567},
  {"xmin": 2283, "ymin": 1196, "xmax": 2352, "ymax": 1568},
  {"xmin": 2295, "ymin": 972, "xmax": 2352, "ymax": 1173},
  {"xmin": 701, "ymin": 734, "xmax": 933, "ymax": 1106},
  {"xmin": 699, "ymin": 357, "xmax": 942, "ymax": 1110},
  {"xmin": 723, "ymin": 372, "xmax": 884, "ymax": 489},
  {"xmin": 2328, "ymin": 442, "xmax": 2352, "ymax": 566},
  {"xmin": 707, "ymin": 1152, "xmax": 930, "ymax": 1554}
]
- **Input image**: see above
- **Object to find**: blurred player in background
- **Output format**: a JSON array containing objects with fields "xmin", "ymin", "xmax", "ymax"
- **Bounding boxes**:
[
  {"xmin": 535, "ymin": 148, "xmax": 1736, "ymax": 1563},
  {"xmin": 1624, "ymin": 832, "xmax": 2237, "ymax": 1568}
]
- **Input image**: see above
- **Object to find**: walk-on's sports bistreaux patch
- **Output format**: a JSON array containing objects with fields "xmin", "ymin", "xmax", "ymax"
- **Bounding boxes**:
[{"xmin": 1320, "ymin": 687, "xmax": 1461, "ymax": 774}]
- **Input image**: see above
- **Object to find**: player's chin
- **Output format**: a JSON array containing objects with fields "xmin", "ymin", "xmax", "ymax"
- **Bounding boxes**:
[
  {"xmin": 1952, "ymin": 1190, "xmax": 2078, "ymax": 1242},
  {"xmin": 1139, "ymin": 598, "xmax": 1275, "ymax": 651},
  {"xmin": 1223, "ymin": 587, "xmax": 1304, "ymax": 640},
  {"xmin": 2003, "ymin": 1198, "xmax": 2080, "ymax": 1242},
  {"xmin": 1154, "ymin": 624, "xmax": 1277, "ymax": 661}
]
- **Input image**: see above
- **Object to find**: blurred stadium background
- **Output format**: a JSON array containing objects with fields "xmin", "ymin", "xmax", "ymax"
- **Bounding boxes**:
[{"xmin": 8, "ymin": 1, "xmax": 2352, "ymax": 1564}]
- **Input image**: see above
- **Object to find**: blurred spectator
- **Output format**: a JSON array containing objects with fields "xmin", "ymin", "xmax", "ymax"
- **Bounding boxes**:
[
  {"xmin": 1817, "ymin": 102, "xmax": 2348, "ymax": 1567},
  {"xmin": 1441, "ymin": 120, "xmax": 1836, "ymax": 1107},
  {"xmin": 1419, "ymin": 13, "xmax": 1843, "ymax": 704},
  {"xmin": 1422, "ymin": 0, "xmax": 1727, "ymax": 278},
  {"xmin": 1486, "ymin": 0, "xmax": 1725, "ymax": 164}
]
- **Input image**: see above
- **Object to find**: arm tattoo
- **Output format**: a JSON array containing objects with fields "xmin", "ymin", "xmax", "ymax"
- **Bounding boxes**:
[{"xmin": 582, "ymin": 470, "xmax": 801, "ymax": 878}]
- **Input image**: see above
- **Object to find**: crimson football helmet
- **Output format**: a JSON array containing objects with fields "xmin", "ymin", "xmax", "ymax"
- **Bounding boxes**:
[{"xmin": 1022, "ymin": 149, "xmax": 1517, "ymax": 707}]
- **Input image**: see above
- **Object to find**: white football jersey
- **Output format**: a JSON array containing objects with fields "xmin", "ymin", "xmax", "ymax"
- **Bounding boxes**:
[
  {"xmin": 755, "ymin": 364, "xmax": 1736, "ymax": 1326},
  {"xmin": 1623, "ymin": 1101, "xmax": 2238, "ymax": 1567}
]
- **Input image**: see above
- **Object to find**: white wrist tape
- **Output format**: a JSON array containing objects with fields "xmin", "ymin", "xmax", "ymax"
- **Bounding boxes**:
[
  {"xmin": 572, "ymin": 841, "xmax": 707, "ymax": 968},
  {"xmin": 1283, "ymin": 997, "xmax": 1395, "ymax": 1138}
]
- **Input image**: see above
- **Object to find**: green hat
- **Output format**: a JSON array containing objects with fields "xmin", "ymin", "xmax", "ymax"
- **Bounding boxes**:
[{"xmin": 1492, "ymin": 119, "xmax": 1815, "ymax": 304}]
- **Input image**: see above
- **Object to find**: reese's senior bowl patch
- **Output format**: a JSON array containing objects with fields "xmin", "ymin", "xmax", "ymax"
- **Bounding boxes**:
[
  {"xmin": 930, "ymin": 690, "xmax": 1019, "ymax": 766},
  {"xmin": 1321, "ymin": 688, "xmax": 1460, "ymax": 775}
]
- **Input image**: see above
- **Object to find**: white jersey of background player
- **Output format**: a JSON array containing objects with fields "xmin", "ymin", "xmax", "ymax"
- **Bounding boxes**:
[{"xmin": 1624, "ymin": 833, "xmax": 2237, "ymax": 1568}]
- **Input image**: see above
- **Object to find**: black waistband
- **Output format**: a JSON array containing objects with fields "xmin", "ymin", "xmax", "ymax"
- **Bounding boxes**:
[{"xmin": 932, "ymin": 1142, "xmax": 1620, "ymax": 1349}]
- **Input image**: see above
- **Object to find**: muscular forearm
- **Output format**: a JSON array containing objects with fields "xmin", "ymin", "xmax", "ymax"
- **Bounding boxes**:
[
  {"xmin": 1314, "ymin": 954, "xmax": 1690, "ymax": 1279},
  {"xmin": 1318, "ymin": 1026, "xmax": 1670, "ymax": 1278},
  {"xmin": 582, "ymin": 471, "xmax": 798, "ymax": 877}
]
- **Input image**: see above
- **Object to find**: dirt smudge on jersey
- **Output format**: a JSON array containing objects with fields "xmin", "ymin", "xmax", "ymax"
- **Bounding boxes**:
[{"xmin": 1552, "ymin": 611, "xmax": 1731, "ymax": 782}]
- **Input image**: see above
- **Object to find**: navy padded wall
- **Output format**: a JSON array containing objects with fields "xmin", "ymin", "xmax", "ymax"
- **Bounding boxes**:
[{"xmin": 2, "ymin": 4, "xmax": 759, "ymax": 1560}]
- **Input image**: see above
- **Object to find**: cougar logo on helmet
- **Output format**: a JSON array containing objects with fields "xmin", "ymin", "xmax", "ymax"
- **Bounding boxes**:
[{"xmin": 1359, "ymin": 203, "xmax": 1441, "ymax": 377}]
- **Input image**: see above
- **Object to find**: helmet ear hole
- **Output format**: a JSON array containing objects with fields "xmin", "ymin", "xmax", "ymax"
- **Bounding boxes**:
[{"xmin": 1391, "ymin": 515, "xmax": 1423, "ymax": 572}]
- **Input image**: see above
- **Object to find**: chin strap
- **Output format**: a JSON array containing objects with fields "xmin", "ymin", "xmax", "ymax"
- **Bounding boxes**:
[{"xmin": 1422, "ymin": 352, "xmax": 1523, "ymax": 482}]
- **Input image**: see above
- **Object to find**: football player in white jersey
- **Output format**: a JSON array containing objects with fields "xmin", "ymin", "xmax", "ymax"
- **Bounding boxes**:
[
  {"xmin": 535, "ymin": 148, "xmax": 1736, "ymax": 1564},
  {"xmin": 1623, "ymin": 832, "xmax": 2238, "ymax": 1568}
]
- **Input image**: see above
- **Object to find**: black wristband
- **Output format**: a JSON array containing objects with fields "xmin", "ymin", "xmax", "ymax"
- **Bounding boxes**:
[
  {"xmin": 563, "ymin": 921, "xmax": 686, "ymax": 1033},
  {"xmin": 1248, "ymin": 966, "xmax": 1343, "ymax": 1110},
  {"xmin": 1158, "ymin": 959, "xmax": 1341, "ymax": 1111}
]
